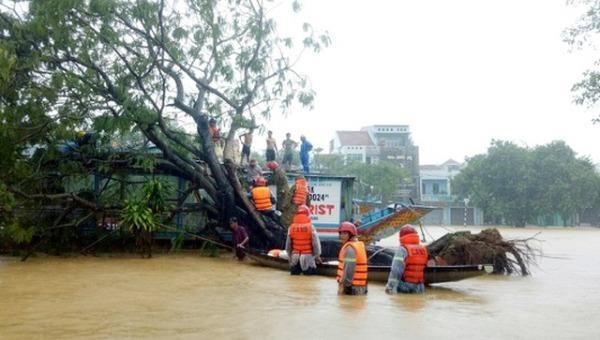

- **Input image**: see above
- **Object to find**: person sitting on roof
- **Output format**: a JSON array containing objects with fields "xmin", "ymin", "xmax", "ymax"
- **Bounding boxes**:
[
  {"xmin": 249, "ymin": 176, "xmax": 277, "ymax": 219},
  {"xmin": 337, "ymin": 221, "xmax": 368, "ymax": 295},
  {"xmin": 385, "ymin": 224, "xmax": 428, "ymax": 294},
  {"xmin": 285, "ymin": 205, "xmax": 322, "ymax": 275}
]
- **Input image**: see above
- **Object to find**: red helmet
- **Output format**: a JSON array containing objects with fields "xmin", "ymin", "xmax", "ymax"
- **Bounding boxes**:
[
  {"xmin": 255, "ymin": 176, "xmax": 266, "ymax": 186},
  {"xmin": 339, "ymin": 221, "xmax": 357, "ymax": 236},
  {"xmin": 267, "ymin": 161, "xmax": 279, "ymax": 171},
  {"xmin": 296, "ymin": 204, "xmax": 310, "ymax": 216},
  {"xmin": 399, "ymin": 224, "xmax": 417, "ymax": 239}
]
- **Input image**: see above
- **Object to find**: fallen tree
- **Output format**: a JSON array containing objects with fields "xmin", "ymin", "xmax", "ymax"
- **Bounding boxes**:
[
  {"xmin": 321, "ymin": 228, "xmax": 540, "ymax": 276},
  {"xmin": 0, "ymin": 0, "xmax": 328, "ymax": 255}
]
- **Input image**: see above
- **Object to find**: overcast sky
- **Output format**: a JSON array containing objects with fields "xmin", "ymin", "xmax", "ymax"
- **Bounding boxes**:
[{"xmin": 261, "ymin": 0, "xmax": 600, "ymax": 165}]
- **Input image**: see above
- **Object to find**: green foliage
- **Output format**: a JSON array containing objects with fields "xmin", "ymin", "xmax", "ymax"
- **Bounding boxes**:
[
  {"xmin": 142, "ymin": 179, "xmax": 173, "ymax": 214},
  {"xmin": 344, "ymin": 161, "xmax": 411, "ymax": 203},
  {"xmin": 2, "ymin": 222, "xmax": 35, "ymax": 244},
  {"xmin": 0, "ymin": 182, "xmax": 15, "ymax": 214},
  {"xmin": 452, "ymin": 140, "xmax": 600, "ymax": 226},
  {"xmin": 119, "ymin": 178, "xmax": 172, "ymax": 233},
  {"xmin": 120, "ymin": 200, "xmax": 157, "ymax": 233},
  {"xmin": 0, "ymin": 0, "xmax": 326, "ymax": 251},
  {"xmin": 565, "ymin": 1, "xmax": 600, "ymax": 122},
  {"xmin": 531, "ymin": 141, "xmax": 600, "ymax": 225},
  {"xmin": 314, "ymin": 154, "xmax": 410, "ymax": 203}
]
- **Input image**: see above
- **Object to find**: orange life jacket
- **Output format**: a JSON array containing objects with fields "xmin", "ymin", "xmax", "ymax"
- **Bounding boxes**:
[
  {"xmin": 336, "ymin": 240, "xmax": 368, "ymax": 287},
  {"xmin": 292, "ymin": 178, "xmax": 309, "ymax": 205},
  {"xmin": 400, "ymin": 233, "xmax": 428, "ymax": 284},
  {"xmin": 288, "ymin": 213, "xmax": 313, "ymax": 255},
  {"xmin": 251, "ymin": 186, "xmax": 272, "ymax": 211}
]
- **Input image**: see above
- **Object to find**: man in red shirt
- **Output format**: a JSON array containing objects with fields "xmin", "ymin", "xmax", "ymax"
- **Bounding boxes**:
[{"xmin": 229, "ymin": 217, "xmax": 249, "ymax": 260}]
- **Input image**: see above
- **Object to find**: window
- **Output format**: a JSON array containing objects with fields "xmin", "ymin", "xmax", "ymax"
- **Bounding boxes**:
[{"xmin": 433, "ymin": 183, "xmax": 439, "ymax": 194}]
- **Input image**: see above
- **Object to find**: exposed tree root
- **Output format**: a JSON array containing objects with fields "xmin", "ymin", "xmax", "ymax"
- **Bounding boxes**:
[{"xmin": 427, "ymin": 228, "xmax": 541, "ymax": 276}]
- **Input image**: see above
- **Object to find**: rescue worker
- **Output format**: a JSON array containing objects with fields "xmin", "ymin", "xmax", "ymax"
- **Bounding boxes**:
[
  {"xmin": 385, "ymin": 224, "xmax": 428, "ymax": 294},
  {"xmin": 336, "ymin": 222, "xmax": 368, "ymax": 295},
  {"xmin": 267, "ymin": 161, "xmax": 289, "ymax": 212},
  {"xmin": 290, "ymin": 175, "xmax": 310, "ymax": 207},
  {"xmin": 249, "ymin": 176, "xmax": 277, "ymax": 219},
  {"xmin": 282, "ymin": 175, "xmax": 311, "ymax": 228},
  {"xmin": 285, "ymin": 205, "xmax": 322, "ymax": 275}
]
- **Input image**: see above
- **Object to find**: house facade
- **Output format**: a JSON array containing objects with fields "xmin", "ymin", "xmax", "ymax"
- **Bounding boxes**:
[
  {"xmin": 419, "ymin": 159, "xmax": 484, "ymax": 226},
  {"xmin": 330, "ymin": 125, "xmax": 420, "ymax": 201}
]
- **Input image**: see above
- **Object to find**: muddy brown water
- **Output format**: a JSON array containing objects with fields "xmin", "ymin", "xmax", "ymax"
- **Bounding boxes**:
[{"xmin": 1, "ymin": 227, "xmax": 599, "ymax": 339}]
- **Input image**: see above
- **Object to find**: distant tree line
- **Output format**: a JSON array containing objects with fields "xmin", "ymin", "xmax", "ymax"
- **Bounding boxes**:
[{"xmin": 452, "ymin": 140, "xmax": 600, "ymax": 227}]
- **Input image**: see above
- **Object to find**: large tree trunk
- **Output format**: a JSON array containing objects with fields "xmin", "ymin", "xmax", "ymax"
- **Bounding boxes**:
[
  {"xmin": 223, "ymin": 128, "xmax": 238, "ymax": 162},
  {"xmin": 194, "ymin": 115, "xmax": 285, "ymax": 249},
  {"xmin": 194, "ymin": 115, "xmax": 235, "ymax": 223},
  {"xmin": 223, "ymin": 159, "xmax": 285, "ymax": 248}
]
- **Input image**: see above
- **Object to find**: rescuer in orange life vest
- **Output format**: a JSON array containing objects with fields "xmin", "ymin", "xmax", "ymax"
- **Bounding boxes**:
[
  {"xmin": 385, "ymin": 224, "xmax": 429, "ymax": 294},
  {"xmin": 289, "ymin": 174, "xmax": 311, "ymax": 207},
  {"xmin": 336, "ymin": 222, "xmax": 368, "ymax": 295},
  {"xmin": 284, "ymin": 205, "xmax": 322, "ymax": 275},
  {"xmin": 280, "ymin": 174, "xmax": 311, "ymax": 228},
  {"xmin": 249, "ymin": 176, "xmax": 277, "ymax": 219}
]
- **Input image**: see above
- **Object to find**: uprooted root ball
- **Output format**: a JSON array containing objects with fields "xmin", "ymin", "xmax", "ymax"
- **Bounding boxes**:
[{"xmin": 427, "ymin": 228, "xmax": 540, "ymax": 276}]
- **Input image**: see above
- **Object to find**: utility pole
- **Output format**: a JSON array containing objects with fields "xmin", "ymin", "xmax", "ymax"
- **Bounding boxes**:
[{"xmin": 463, "ymin": 198, "xmax": 470, "ymax": 227}]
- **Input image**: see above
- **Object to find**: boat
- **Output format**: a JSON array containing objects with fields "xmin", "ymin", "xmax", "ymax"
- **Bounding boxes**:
[
  {"xmin": 267, "ymin": 173, "xmax": 436, "ymax": 243},
  {"xmin": 244, "ymin": 249, "xmax": 492, "ymax": 285},
  {"xmin": 353, "ymin": 203, "xmax": 435, "ymax": 244}
]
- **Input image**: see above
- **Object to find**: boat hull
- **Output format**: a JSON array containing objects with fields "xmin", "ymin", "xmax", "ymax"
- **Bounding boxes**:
[{"xmin": 245, "ymin": 250, "xmax": 491, "ymax": 285}]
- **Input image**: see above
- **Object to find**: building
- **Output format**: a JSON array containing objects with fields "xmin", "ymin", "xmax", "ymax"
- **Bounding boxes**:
[
  {"xmin": 329, "ymin": 130, "xmax": 379, "ymax": 164},
  {"xmin": 420, "ymin": 159, "xmax": 483, "ymax": 226},
  {"xmin": 330, "ymin": 124, "xmax": 420, "ymax": 201}
]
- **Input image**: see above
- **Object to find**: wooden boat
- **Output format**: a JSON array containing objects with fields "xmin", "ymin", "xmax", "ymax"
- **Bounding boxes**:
[
  {"xmin": 316, "ymin": 204, "xmax": 436, "ymax": 243},
  {"xmin": 244, "ymin": 249, "xmax": 492, "ymax": 285}
]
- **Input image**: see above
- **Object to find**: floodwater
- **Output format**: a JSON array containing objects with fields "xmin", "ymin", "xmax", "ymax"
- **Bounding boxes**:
[{"xmin": 1, "ymin": 227, "xmax": 599, "ymax": 340}]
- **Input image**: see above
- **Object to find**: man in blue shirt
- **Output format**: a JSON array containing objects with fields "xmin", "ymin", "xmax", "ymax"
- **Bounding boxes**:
[{"xmin": 299, "ymin": 135, "xmax": 313, "ymax": 173}]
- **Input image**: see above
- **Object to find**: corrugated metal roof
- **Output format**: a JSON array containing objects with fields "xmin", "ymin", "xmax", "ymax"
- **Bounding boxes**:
[{"xmin": 336, "ymin": 131, "xmax": 374, "ymax": 146}]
